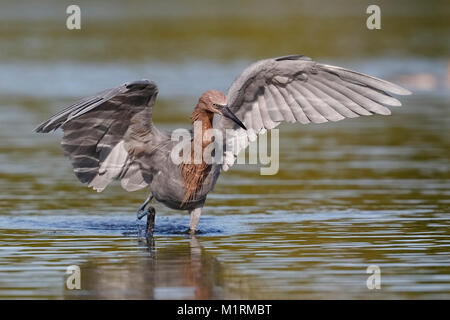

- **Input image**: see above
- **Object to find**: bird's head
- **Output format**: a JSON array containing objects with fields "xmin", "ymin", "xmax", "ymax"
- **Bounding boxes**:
[{"xmin": 197, "ymin": 90, "xmax": 247, "ymax": 130}]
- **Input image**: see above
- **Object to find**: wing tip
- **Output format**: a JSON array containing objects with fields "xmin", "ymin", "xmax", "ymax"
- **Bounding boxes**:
[
  {"xmin": 34, "ymin": 118, "xmax": 62, "ymax": 133},
  {"xmin": 379, "ymin": 108, "xmax": 392, "ymax": 116},
  {"xmin": 388, "ymin": 98, "xmax": 402, "ymax": 107},
  {"xmin": 320, "ymin": 63, "xmax": 413, "ymax": 96},
  {"xmin": 34, "ymin": 122, "xmax": 51, "ymax": 133},
  {"xmin": 396, "ymin": 87, "xmax": 412, "ymax": 96},
  {"xmin": 384, "ymin": 83, "xmax": 412, "ymax": 96},
  {"xmin": 33, "ymin": 125, "xmax": 44, "ymax": 133},
  {"xmin": 275, "ymin": 54, "xmax": 312, "ymax": 62},
  {"xmin": 125, "ymin": 79, "xmax": 158, "ymax": 91}
]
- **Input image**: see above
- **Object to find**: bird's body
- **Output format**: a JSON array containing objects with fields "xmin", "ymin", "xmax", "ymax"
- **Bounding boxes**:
[
  {"xmin": 35, "ymin": 55, "xmax": 411, "ymax": 233},
  {"xmin": 146, "ymin": 132, "xmax": 222, "ymax": 211}
]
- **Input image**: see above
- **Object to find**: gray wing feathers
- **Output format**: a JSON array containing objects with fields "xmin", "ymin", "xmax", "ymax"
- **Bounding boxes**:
[
  {"xmin": 218, "ymin": 55, "xmax": 411, "ymax": 170},
  {"xmin": 320, "ymin": 64, "xmax": 411, "ymax": 96},
  {"xmin": 35, "ymin": 80, "xmax": 158, "ymax": 192},
  {"xmin": 257, "ymin": 94, "xmax": 279, "ymax": 130}
]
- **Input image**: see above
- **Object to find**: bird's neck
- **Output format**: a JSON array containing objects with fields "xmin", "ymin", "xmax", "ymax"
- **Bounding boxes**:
[
  {"xmin": 179, "ymin": 103, "xmax": 214, "ymax": 204},
  {"xmin": 190, "ymin": 102, "xmax": 214, "ymax": 147}
]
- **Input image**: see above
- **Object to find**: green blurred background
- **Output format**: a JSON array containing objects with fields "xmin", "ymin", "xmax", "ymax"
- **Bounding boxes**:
[{"xmin": 1, "ymin": 0, "xmax": 449, "ymax": 61}]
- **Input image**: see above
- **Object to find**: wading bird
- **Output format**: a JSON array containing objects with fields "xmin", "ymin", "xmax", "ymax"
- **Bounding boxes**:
[{"xmin": 35, "ymin": 55, "xmax": 411, "ymax": 234}]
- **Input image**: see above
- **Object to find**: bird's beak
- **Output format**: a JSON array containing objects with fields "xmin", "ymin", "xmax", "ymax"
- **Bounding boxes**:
[{"xmin": 220, "ymin": 106, "xmax": 247, "ymax": 130}]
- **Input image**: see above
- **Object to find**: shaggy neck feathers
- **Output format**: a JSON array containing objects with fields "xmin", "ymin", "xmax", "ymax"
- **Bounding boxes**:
[{"xmin": 180, "ymin": 102, "xmax": 214, "ymax": 204}]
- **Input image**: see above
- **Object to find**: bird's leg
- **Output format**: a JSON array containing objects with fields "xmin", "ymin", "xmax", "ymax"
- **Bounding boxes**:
[
  {"xmin": 146, "ymin": 206, "xmax": 156, "ymax": 239},
  {"xmin": 188, "ymin": 207, "xmax": 202, "ymax": 234},
  {"xmin": 136, "ymin": 195, "xmax": 156, "ymax": 239},
  {"xmin": 137, "ymin": 195, "xmax": 153, "ymax": 220}
]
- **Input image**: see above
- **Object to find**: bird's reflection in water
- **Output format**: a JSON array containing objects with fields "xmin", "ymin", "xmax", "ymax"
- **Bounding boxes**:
[{"xmin": 64, "ymin": 234, "xmax": 236, "ymax": 299}]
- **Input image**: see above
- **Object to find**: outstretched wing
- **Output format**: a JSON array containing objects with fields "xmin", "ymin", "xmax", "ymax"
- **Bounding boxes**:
[
  {"xmin": 213, "ymin": 55, "xmax": 412, "ymax": 170},
  {"xmin": 35, "ymin": 80, "xmax": 159, "ymax": 192}
]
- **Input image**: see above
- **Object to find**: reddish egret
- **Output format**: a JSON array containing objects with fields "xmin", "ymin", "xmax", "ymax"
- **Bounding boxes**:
[{"xmin": 35, "ymin": 55, "xmax": 411, "ymax": 234}]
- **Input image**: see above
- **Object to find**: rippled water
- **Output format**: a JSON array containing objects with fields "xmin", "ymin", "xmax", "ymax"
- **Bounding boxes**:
[{"xmin": 0, "ymin": 0, "xmax": 449, "ymax": 299}]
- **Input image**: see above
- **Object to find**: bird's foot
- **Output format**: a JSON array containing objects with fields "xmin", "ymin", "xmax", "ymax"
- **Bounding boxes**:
[
  {"xmin": 137, "ymin": 209, "xmax": 147, "ymax": 220},
  {"xmin": 183, "ymin": 228, "xmax": 200, "ymax": 235}
]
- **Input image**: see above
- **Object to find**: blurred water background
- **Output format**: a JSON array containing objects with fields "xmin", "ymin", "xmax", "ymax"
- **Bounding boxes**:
[{"xmin": 0, "ymin": 0, "xmax": 449, "ymax": 299}]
